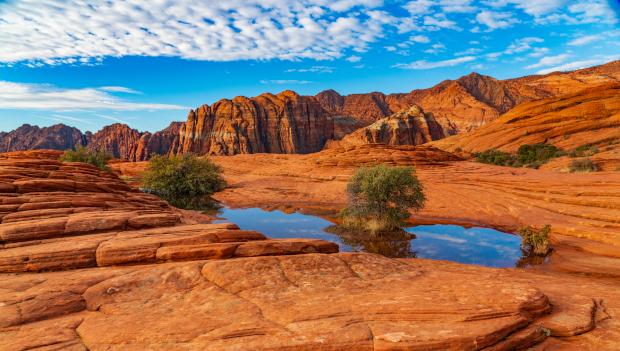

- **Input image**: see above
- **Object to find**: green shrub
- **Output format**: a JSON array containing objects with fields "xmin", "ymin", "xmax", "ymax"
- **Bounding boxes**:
[
  {"xmin": 570, "ymin": 145, "xmax": 599, "ymax": 158},
  {"xmin": 340, "ymin": 165, "xmax": 425, "ymax": 233},
  {"xmin": 476, "ymin": 143, "xmax": 563, "ymax": 168},
  {"xmin": 475, "ymin": 149, "xmax": 516, "ymax": 166},
  {"xmin": 60, "ymin": 146, "xmax": 112, "ymax": 171},
  {"xmin": 516, "ymin": 143, "xmax": 562, "ymax": 165},
  {"xmin": 517, "ymin": 225, "xmax": 551, "ymax": 256},
  {"xmin": 142, "ymin": 154, "xmax": 226, "ymax": 209},
  {"xmin": 569, "ymin": 158, "xmax": 598, "ymax": 173}
]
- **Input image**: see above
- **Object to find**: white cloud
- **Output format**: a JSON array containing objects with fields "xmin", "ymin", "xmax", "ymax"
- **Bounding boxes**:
[
  {"xmin": 0, "ymin": 81, "xmax": 186, "ymax": 110},
  {"xmin": 504, "ymin": 37, "xmax": 544, "ymax": 54},
  {"xmin": 410, "ymin": 35, "xmax": 431, "ymax": 43},
  {"xmin": 393, "ymin": 56, "xmax": 476, "ymax": 69},
  {"xmin": 568, "ymin": 34, "xmax": 603, "ymax": 46},
  {"xmin": 0, "ymin": 0, "xmax": 398, "ymax": 64},
  {"xmin": 424, "ymin": 43, "xmax": 447, "ymax": 54},
  {"xmin": 99, "ymin": 86, "xmax": 142, "ymax": 94},
  {"xmin": 528, "ymin": 47, "xmax": 550, "ymax": 58},
  {"xmin": 50, "ymin": 114, "xmax": 95, "ymax": 125},
  {"xmin": 567, "ymin": 1, "xmax": 618, "ymax": 24},
  {"xmin": 423, "ymin": 14, "xmax": 461, "ymax": 30},
  {"xmin": 346, "ymin": 55, "xmax": 362, "ymax": 62},
  {"xmin": 455, "ymin": 47, "xmax": 483, "ymax": 56},
  {"xmin": 285, "ymin": 66, "xmax": 335, "ymax": 73},
  {"xmin": 476, "ymin": 11, "xmax": 518, "ymax": 30},
  {"xmin": 94, "ymin": 114, "xmax": 130, "ymax": 125},
  {"xmin": 535, "ymin": 58, "xmax": 613, "ymax": 74},
  {"xmin": 259, "ymin": 80, "xmax": 313, "ymax": 85},
  {"xmin": 482, "ymin": 0, "xmax": 566, "ymax": 16},
  {"xmin": 438, "ymin": 0, "xmax": 477, "ymax": 13},
  {"xmin": 525, "ymin": 54, "xmax": 570, "ymax": 69},
  {"xmin": 404, "ymin": 0, "xmax": 435, "ymax": 15}
]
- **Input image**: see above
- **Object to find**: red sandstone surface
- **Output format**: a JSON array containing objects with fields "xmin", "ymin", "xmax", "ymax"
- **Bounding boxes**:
[{"xmin": 5, "ymin": 149, "xmax": 620, "ymax": 349}]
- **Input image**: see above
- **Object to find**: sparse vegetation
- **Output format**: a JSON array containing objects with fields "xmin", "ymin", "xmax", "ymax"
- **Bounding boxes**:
[
  {"xmin": 476, "ymin": 149, "xmax": 516, "ymax": 166},
  {"xmin": 60, "ymin": 146, "xmax": 112, "ymax": 171},
  {"xmin": 518, "ymin": 225, "xmax": 551, "ymax": 256},
  {"xmin": 569, "ymin": 158, "xmax": 598, "ymax": 173},
  {"xmin": 476, "ymin": 143, "xmax": 563, "ymax": 168},
  {"xmin": 570, "ymin": 145, "xmax": 599, "ymax": 158},
  {"xmin": 142, "ymin": 154, "xmax": 226, "ymax": 209},
  {"xmin": 339, "ymin": 165, "xmax": 425, "ymax": 233}
]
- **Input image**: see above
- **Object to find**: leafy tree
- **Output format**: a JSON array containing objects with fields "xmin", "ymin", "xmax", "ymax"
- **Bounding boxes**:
[
  {"xmin": 341, "ymin": 165, "xmax": 425, "ymax": 232},
  {"xmin": 142, "ymin": 154, "xmax": 226, "ymax": 208},
  {"xmin": 60, "ymin": 146, "xmax": 112, "ymax": 171}
]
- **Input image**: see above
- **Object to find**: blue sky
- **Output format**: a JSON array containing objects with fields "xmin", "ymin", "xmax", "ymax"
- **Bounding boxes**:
[{"xmin": 0, "ymin": 0, "xmax": 619, "ymax": 133}]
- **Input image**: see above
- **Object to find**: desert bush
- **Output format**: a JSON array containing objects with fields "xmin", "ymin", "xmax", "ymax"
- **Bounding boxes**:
[
  {"xmin": 570, "ymin": 145, "xmax": 599, "ymax": 158},
  {"xmin": 569, "ymin": 158, "xmax": 598, "ymax": 173},
  {"xmin": 476, "ymin": 143, "xmax": 563, "ymax": 168},
  {"xmin": 60, "ymin": 146, "xmax": 112, "ymax": 171},
  {"xmin": 475, "ymin": 149, "xmax": 516, "ymax": 166},
  {"xmin": 516, "ymin": 143, "xmax": 563, "ymax": 165},
  {"xmin": 517, "ymin": 225, "xmax": 551, "ymax": 256},
  {"xmin": 340, "ymin": 165, "xmax": 425, "ymax": 233},
  {"xmin": 142, "ymin": 154, "xmax": 226, "ymax": 208}
]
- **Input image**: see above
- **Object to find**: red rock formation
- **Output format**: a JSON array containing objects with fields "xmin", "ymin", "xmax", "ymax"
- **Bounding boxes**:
[
  {"xmin": 2, "ymin": 61, "xmax": 619, "ymax": 158},
  {"xmin": 171, "ymin": 90, "xmax": 334, "ymax": 155},
  {"xmin": 0, "ymin": 124, "xmax": 86, "ymax": 152},
  {"xmin": 134, "ymin": 122, "xmax": 182, "ymax": 161},
  {"xmin": 431, "ymin": 83, "xmax": 620, "ymax": 155},
  {"xmin": 86, "ymin": 123, "xmax": 143, "ymax": 160},
  {"xmin": 326, "ymin": 105, "xmax": 445, "ymax": 149}
]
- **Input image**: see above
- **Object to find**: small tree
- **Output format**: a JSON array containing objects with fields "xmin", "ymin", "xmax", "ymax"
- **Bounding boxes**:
[
  {"xmin": 518, "ymin": 225, "xmax": 551, "ymax": 256},
  {"xmin": 341, "ymin": 165, "xmax": 425, "ymax": 233},
  {"xmin": 142, "ymin": 154, "xmax": 226, "ymax": 208},
  {"xmin": 60, "ymin": 146, "xmax": 112, "ymax": 171}
]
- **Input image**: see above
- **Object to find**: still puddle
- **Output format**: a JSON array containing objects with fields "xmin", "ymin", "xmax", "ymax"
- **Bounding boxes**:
[{"xmin": 215, "ymin": 207, "xmax": 523, "ymax": 268}]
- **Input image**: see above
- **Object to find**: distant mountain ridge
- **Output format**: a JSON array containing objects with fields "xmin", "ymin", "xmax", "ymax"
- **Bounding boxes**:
[{"xmin": 1, "ymin": 60, "xmax": 619, "ymax": 160}]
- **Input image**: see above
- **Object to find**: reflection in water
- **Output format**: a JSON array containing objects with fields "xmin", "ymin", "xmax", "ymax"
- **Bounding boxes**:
[
  {"xmin": 215, "ymin": 207, "xmax": 525, "ymax": 268},
  {"xmin": 160, "ymin": 195, "xmax": 221, "ymax": 212},
  {"xmin": 325, "ymin": 226, "xmax": 417, "ymax": 258}
]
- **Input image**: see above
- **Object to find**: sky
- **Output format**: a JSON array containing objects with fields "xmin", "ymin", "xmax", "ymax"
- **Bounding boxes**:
[{"xmin": 0, "ymin": 0, "xmax": 619, "ymax": 133}]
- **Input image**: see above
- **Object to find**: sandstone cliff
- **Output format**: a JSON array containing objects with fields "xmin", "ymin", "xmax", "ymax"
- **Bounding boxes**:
[
  {"xmin": 171, "ymin": 91, "xmax": 333, "ymax": 156},
  {"xmin": 1, "ymin": 61, "xmax": 618, "ymax": 159},
  {"xmin": 0, "ymin": 124, "xmax": 86, "ymax": 152},
  {"xmin": 431, "ymin": 83, "xmax": 620, "ymax": 154},
  {"xmin": 326, "ymin": 105, "xmax": 445, "ymax": 149}
]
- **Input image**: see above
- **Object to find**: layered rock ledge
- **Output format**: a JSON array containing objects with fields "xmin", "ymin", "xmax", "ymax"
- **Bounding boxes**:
[{"xmin": 2, "ymin": 150, "xmax": 617, "ymax": 350}]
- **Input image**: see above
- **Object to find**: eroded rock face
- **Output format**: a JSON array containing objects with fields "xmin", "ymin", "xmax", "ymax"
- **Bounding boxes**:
[
  {"xmin": 431, "ymin": 83, "xmax": 620, "ymax": 156},
  {"xmin": 326, "ymin": 105, "xmax": 445, "ymax": 149},
  {"xmin": 87, "ymin": 123, "xmax": 144, "ymax": 160},
  {"xmin": 171, "ymin": 91, "xmax": 334, "ymax": 155},
  {"xmin": 2, "ymin": 61, "xmax": 619, "ymax": 159},
  {"xmin": 0, "ymin": 124, "xmax": 86, "ymax": 153},
  {"xmin": 2, "ymin": 150, "xmax": 617, "ymax": 350}
]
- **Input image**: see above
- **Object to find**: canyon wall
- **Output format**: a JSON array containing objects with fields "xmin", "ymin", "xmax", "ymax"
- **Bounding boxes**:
[{"xmin": 1, "ymin": 61, "xmax": 618, "ymax": 160}]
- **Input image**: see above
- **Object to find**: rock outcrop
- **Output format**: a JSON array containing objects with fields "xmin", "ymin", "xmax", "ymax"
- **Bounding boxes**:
[
  {"xmin": 171, "ymin": 91, "xmax": 334, "ymax": 155},
  {"xmin": 86, "ymin": 123, "xmax": 144, "ymax": 160},
  {"xmin": 0, "ymin": 124, "xmax": 86, "ymax": 152},
  {"xmin": 326, "ymin": 105, "xmax": 445, "ymax": 149},
  {"xmin": 2, "ymin": 61, "xmax": 619, "ymax": 159},
  {"xmin": 133, "ymin": 122, "xmax": 182, "ymax": 161},
  {"xmin": 431, "ymin": 83, "xmax": 620, "ymax": 155},
  {"xmin": 4, "ymin": 150, "xmax": 616, "ymax": 350}
]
